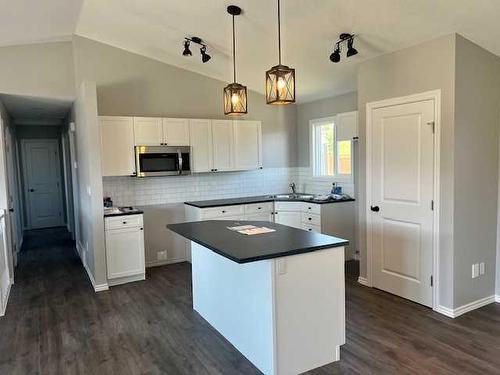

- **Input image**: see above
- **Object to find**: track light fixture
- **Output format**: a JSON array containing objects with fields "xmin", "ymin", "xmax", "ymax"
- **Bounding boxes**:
[
  {"xmin": 182, "ymin": 36, "xmax": 211, "ymax": 63},
  {"xmin": 330, "ymin": 33, "xmax": 358, "ymax": 63},
  {"xmin": 200, "ymin": 45, "xmax": 211, "ymax": 63},
  {"xmin": 182, "ymin": 40, "xmax": 192, "ymax": 56}
]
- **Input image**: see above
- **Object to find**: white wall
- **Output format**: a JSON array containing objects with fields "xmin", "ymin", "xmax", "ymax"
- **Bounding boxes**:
[
  {"xmin": 454, "ymin": 35, "xmax": 500, "ymax": 306},
  {"xmin": 74, "ymin": 81, "xmax": 107, "ymax": 288}
]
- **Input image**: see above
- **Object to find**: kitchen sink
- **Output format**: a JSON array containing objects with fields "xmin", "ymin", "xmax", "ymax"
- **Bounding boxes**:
[{"xmin": 272, "ymin": 194, "xmax": 315, "ymax": 200}]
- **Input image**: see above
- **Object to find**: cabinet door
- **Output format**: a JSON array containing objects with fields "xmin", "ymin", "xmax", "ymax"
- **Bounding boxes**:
[
  {"xmin": 99, "ymin": 116, "xmax": 136, "ymax": 176},
  {"xmin": 162, "ymin": 118, "xmax": 190, "ymax": 146},
  {"xmin": 274, "ymin": 211, "xmax": 302, "ymax": 229},
  {"xmin": 233, "ymin": 120, "xmax": 262, "ymax": 170},
  {"xmin": 105, "ymin": 227, "xmax": 145, "ymax": 279},
  {"xmin": 189, "ymin": 119, "xmax": 213, "ymax": 172},
  {"xmin": 212, "ymin": 120, "xmax": 234, "ymax": 171},
  {"xmin": 245, "ymin": 212, "xmax": 273, "ymax": 222},
  {"xmin": 133, "ymin": 117, "xmax": 162, "ymax": 145},
  {"xmin": 336, "ymin": 111, "xmax": 358, "ymax": 140}
]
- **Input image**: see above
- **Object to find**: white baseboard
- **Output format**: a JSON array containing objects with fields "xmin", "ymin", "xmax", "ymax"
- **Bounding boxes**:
[
  {"xmin": 82, "ymin": 256, "xmax": 109, "ymax": 293},
  {"xmin": 495, "ymin": 295, "xmax": 500, "ymax": 303},
  {"xmin": 0, "ymin": 280, "xmax": 12, "ymax": 317},
  {"xmin": 76, "ymin": 240, "xmax": 84, "ymax": 258},
  {"xmin": 357, "ymin": 276, "xmax": 370, "ymax": 286},
  {"xmin": 435, "ymin": 295, "xmax": 496, "ymax": 318},
  {"xmin": 146, "ymin": 258, "xmax": 187, "ymax": 268}
]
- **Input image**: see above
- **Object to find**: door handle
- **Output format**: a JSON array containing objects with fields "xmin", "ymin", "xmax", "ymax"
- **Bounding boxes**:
[
  {"xmin": 9, "ymin": 208, "xmax": 14, "ymax": 212},
  {"xmin": 370, "ymin": 205, "xmax": 380, "ymax": 212},
  {"xmin": 29, "ymin": 189, "xmax": 35, "ymax": 192}
]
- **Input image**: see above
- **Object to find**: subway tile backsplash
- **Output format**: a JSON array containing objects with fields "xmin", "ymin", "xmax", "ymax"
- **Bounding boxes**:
[{"xmin": 103, "ymin": 167, "xmax": 355, "ymax": 207}]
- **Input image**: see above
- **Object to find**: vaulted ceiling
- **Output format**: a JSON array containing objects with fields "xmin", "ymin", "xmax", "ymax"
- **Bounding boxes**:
[{"xmin": 1, "ymin": 0, "xmax": 500, "ymax": 102}]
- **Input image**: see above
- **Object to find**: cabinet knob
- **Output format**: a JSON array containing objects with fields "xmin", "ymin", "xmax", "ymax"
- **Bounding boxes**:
[
  {"xmin": 258, "ymin": 207, "xmax": 262, "ymax": 210},
  {"xmin": 123, "ymin": 221, "xmax": 127, "ymax": 224},
  {"xmin": 222, "ymin": 210, "xmax": 226, "ymax": 213},
  {"xmin": 308, "ymin": 217, "xmax": 312, "ymax": 221},
  {"xmin": 308, "ymin": 228, "xmax": 312, "ymax": 231},
  {"xmin": 140, "ymin": 228, "xmax": 144, "ymax": 231}
]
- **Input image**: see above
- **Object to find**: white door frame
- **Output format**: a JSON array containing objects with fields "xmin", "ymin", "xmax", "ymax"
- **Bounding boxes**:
[
  {"xmin": 21, "ymin": 138, "xmax": 63, "ymax": 229},
  {"xmin": 365, "ymin": 89, "xmax": 441, "ymax": 311}
]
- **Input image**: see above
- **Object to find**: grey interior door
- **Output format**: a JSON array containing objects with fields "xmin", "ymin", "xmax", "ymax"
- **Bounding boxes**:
[{"xmin": 22, "ymin": 140, "xmax": 63, "ymax": 229}]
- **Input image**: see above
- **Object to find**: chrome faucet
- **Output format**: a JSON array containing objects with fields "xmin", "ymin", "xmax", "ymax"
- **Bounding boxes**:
[{"xmin": 289, "ymin": 182, "xmax": 297, "ymax": 196}]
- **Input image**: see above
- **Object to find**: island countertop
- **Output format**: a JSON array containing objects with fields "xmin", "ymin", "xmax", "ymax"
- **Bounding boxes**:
[{"xmin": 167, "ymin": 220, "xmax": 348, "ymax": 263}]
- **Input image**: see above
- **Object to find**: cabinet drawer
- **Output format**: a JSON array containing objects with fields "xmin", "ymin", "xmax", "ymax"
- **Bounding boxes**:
[
  {"xmin": 275, "ymin": 201, "xmax": 303, "ymax": 211},
  {"xmin": 302, "ymin": 203, "xmax": 320, "ymax": 215},
  {"xmin": 201, "ymin": 205, "xmax": 244, "ymax": 219},
  {"xmin": 105, "ymin": 214, "xmax": 143, "ymax": 230},
  {"xmin": 301, "ymin": 212, "xmax": 321, "ymax": 226},
  {"xmin": 244, "ymin": 202, "xmax": 273, "ymax": 214},
  {"xmin": 302, "ymin": 223, "xmax": 322, "ymax": 233}
]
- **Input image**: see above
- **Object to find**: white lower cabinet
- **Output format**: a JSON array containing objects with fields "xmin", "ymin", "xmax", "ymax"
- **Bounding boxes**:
[
  {"xmin": 274, "ymin": 211, "xmax": 302, "ymax": 229},
  {"xmin": 105, "ymin": 214, "xmax": 145, "ymax": 286}
]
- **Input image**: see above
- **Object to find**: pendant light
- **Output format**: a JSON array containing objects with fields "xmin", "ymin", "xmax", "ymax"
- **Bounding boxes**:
[
  {"xmin": 265, "ymin": 0, "xmax": 295, "ymax": 105},
  {"xmin": 224, "ymin": 5, "xmax": 247, "ymax": 115}
]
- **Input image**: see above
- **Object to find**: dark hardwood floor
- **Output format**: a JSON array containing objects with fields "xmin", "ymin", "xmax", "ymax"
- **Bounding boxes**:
[{"xmin": 0, "ymin": 228, "xmax": 499, "ymax": 375}]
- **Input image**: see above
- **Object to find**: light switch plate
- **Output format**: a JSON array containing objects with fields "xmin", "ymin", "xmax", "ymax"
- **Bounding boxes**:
[
  {"xmin": 479, "ymin": 262, "xmax": 485, "ymax": 275},
  {"xmin": 157, "ymin": 251, "xmax": 167, "ymax": 261}
]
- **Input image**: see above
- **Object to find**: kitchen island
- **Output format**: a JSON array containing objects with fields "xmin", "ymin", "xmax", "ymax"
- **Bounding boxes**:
[{"xmin": 167, "ymin": 220, "xmax": 348, "ymax": 375}]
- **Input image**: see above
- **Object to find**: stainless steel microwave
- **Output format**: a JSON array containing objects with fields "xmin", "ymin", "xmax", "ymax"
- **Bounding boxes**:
[{"xmin": 135, "ymin": 146, "xmax": 191, "ymax": 177}]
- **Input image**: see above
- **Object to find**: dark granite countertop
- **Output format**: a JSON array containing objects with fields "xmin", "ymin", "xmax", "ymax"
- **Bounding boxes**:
[
  {"xmin": 167, "ymin": 220, "xmax": 348, "ymax": 263},
  {"xmin": 185, "ymin": 194, "xmax": 355, "ymax": 208}
]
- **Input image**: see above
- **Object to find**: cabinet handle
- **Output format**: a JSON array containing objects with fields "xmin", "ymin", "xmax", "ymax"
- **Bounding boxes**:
[
  {"xmin": 258, "ymin": 207, "xmax": 262, "ymax": 210},
  {"xmin": 308, "ymin": 228, "xmax": 312, "ymax": 231},
  {"xmin": 123, "ymin": 221, "xmax": 127, "ymax": 224},
  {"xmin": 222, "ymin": 210, "xmax": 227, "ymax": 213},
  {"xmin": 140, "ymin": 228, "xmax": 144, "ymax": 231},
  {"xmin": 308, "ymin": 207, "xmax": 312, "ymax": 210}
]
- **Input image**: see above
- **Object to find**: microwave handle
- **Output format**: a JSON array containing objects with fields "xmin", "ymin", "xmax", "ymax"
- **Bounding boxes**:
[{"xmin": 178, "ymin": 149, "xmax": 183, "ymax": 175}]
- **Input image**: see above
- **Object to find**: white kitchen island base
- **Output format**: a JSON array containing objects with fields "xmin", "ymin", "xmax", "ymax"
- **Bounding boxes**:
[{"xmin": 191, "ymin": 242, "xmax": 345, "ymax": 375}]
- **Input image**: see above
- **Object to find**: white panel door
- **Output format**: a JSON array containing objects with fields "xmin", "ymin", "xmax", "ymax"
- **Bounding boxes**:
[
  {"xmin": 274, "ymin": 211, "xmax": 302, "ymax": 229},
  {"xmin": 99, "ymin": 116, "xmax": 136, "ymax": 176},
  {"xmin": 189, "ymin": 119, "xmax": 213, "ymax": 172},
  {"xmin": 133, "ymin": 117, "xmax": 162, "ymax": 145},
  {"xmin": 162, "ymin": 118, "xmax": 190, "ymax": 146},
  {"xmin": 233, "ymin": 120, "xmax": 262, "ymax": 170},
  {"xmin": 22, "ymin": 140, "xmax": 63, "ymax": 229},
  {"xmin": 212, "ymin": 120, "xmax": 234, "ymax": 171},
  {"xmin": 105, "ymin": 227, "xmax": 145, "ymax": 279},
  {"xmin": 370, "ymin": 99, "xmax": 435, "ymax": 307}
]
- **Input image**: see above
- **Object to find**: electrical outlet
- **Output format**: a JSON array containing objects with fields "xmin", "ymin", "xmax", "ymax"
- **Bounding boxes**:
[
  {"xmin": 277, "ymin": 259, "xmax": 287, "ymax": 275},
  {"xmin": 479, "ymin": 262, "xmax": 485, "ymax": 275},
  {"xmin": 472, "ymin": 263, "xmax": 480, "ymax": 278},
  {"xmin": 157, "ymin": 251, "xmax": 167, "ymax": 261}
]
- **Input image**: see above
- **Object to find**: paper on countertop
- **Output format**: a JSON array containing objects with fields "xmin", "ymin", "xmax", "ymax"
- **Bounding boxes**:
[{"xmin": 227, "ymin": 225, "xmax": 276, "ymax": 235}]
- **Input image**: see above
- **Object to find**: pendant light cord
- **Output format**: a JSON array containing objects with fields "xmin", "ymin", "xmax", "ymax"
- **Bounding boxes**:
[
  {"xmin": 232, "ymin": 14, "xmax": 237, "ymax": 83},
  {"xmin": 277, "ymin": 0, "xmax": 281, "ymax": 65}
]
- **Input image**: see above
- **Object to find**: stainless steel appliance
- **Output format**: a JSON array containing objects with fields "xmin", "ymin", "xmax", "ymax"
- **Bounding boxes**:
[{"xmin": 135, "ymin": 145, "xmax": 191, "ymax": 177}]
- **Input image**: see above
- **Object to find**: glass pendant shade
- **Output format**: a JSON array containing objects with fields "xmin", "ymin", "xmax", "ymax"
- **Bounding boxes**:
[
  {"xmin": 224, "ymin": 82, "xmax": 247, "ymax": 115},
  {"xmin": 266, "ymin": 64, "xmax": 295, "ymax": 104}
]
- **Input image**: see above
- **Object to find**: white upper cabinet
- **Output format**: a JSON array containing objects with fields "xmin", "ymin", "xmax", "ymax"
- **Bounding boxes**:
[
  {"xmin": 212, "ymin": 120, "xmax": 234, "ymax": 172},
  {"xmin": 189, "ymin": 119, "xmax": 213, "ymax": 173},
  {"xmin": 233, "ymin": 120, "xmax": 262, "ymax": 170},
  {"xmin": 162, "ymin": 118, "xmax": 190, "ymax": 146},
  {"xmin": 100, "ymin": 116, "xmax": 136, "ymax": 176},
  {"xmin": 133, "ymin": 117, "xmax": 163, "ymax": 145},
  {"xmin": 336, "ymin": 111, "xmax": 358, "ymax": 140}
]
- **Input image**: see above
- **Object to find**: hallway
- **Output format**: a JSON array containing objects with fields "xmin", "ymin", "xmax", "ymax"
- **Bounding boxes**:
[{"xmin": 0, "ymin": 228, "xmax": 499, "ymax": 375}]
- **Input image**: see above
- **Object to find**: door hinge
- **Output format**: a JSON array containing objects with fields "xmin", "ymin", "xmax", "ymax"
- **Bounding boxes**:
[
  {"xmin": 430, "ymin": 275, "xmax": 434, "ymax": 287},
  {"xmin": 427, "ymin": 121, "xmax": 435, "ymax": 134},
  {"xmin": 431, "ymin": 200, "xmax": 434, "ymax": 210}
]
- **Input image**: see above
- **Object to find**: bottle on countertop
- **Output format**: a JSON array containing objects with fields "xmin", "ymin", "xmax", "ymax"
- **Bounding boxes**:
[
  {"xmin": 331, "ymin": 183, "xmax": 342, "ymax": 195},
  {"xmin": 103, "ymin": 196, "xmax": 113, "ymax": 208}
]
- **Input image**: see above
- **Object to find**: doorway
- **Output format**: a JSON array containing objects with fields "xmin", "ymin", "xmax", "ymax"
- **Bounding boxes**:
[
  {"xmin": 366, "ymin": 90, "xmax": 441, "ymax": 308},
  {"xmin": 21, "ymin": 139, "xmax": 64, "ymax": 229}
]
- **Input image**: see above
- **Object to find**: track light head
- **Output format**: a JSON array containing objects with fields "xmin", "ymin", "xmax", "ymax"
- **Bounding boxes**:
[
  {"xmin": 182, "ymin": 40, "xmax": 192, "ymax": 56},
  {"xmin": 329, "ymin": 47, "xmax": 340, "ymax": 63},
  {"xmin": 200, "ymin": 46, "xmax": 211, "ymax": 63},
  {"xmin": 346, "ymin": 38, "xmax": 358, "ymax": 57}
]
